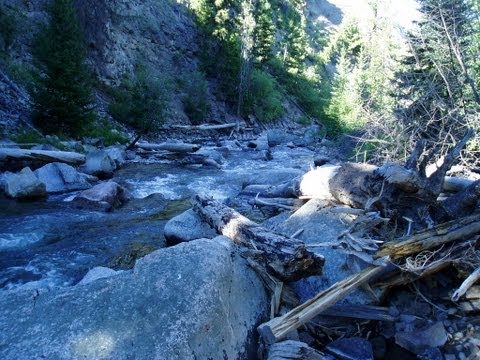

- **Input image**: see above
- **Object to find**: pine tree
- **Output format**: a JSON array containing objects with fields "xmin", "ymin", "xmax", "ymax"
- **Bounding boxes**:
[
  {"xmin": 32, "ymin": 0, "xmax": 95, "ymax": 136},
  {"xmin": 282, "ymin": 3, "xmax": 308, "ymax": 73},
  {"xmin": 252, "ymin": 0, "xmax": 275, "ymax": 63}
]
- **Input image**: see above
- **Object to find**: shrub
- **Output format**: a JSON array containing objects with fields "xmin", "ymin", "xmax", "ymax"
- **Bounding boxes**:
[
  {"xmin": 245, "ymin": 69, "xmax": 283, "ymax": 122},
  {"xmin": 181, "ymin": 71, "xmax": 210, "ymax": 125},
  {"xmin": 108, "ymin": 65, "xmax": 171, "ymax": 135}
]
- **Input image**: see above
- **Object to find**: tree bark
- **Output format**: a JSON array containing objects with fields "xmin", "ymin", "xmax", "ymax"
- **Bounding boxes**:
[
  {"xmin": 267, "ymin": 340, "xmax": 325, "ymax": 360},
  {"xmin": 191, "ymin": 195, "xmax": 324, "ymax": 282}
]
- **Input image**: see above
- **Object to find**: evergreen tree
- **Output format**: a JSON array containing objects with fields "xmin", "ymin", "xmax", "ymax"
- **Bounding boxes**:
[
  {"xmin": 282, "ymin": 4, "xmax": 308, "ymax": 73},
  {"xmin": 32, "ymin": 0, "xmax": 95, "ymax": 136},
  {"xmin": 252, "ymin": 0, "xmax": 275, "ymax": 63}
]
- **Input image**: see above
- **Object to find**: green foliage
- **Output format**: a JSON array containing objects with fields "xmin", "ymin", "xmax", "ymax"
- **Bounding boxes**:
[
  {"xmin": 32, "ymin": 0, "xmax": 95, "ymax": 137},
  {"xmin": 108, "ymin": 65, "xmax": 171, "ymax": 135},
  {"xmin": 181, "ymin": 70, "xmax": 210, "ymax": 125},
  {"xmin": 81, "ymin": 119, "xmax": 129, "ymax": 146},
  {"xmin": 244, "ymin": 69, "xmax": 283, "ymax": 122},
  {"xmin": 252, "ymin": 0, "xmax": 275, "ymax": 63},
  {"xmin": 0, "ymin": 5, "xmax": 16, "ymax": 51}
]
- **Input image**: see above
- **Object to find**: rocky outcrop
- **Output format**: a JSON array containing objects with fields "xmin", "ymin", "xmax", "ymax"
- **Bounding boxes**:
[
  {"xmin": 73, "ymin": 181, "xmax": 130, "ymax": 211},
  {"xmin": 164, "ymin": 208, "xmax": 217, "ymax": 245},
  {"xmin": 2, "ymin": 167, "xmax": 46, "ymax": 199},
  {"xmin": 0, "ymin": 237, "xmax": 269, "ymax": 360},
  {"xmin": 34, "ymin": 162, "xmax": 95, "ymax": 193}
]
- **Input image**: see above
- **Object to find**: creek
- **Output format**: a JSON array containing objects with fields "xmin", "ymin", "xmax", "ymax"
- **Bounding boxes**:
[{"xmin": 0, "ymin": 144, "xmax": 316, "ymax": 291}]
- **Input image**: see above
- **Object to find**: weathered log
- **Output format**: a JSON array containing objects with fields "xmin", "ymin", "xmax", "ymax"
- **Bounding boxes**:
[
  {"xmin": 191, "ymin": 195, "xmax": 324, "ymax": 282},
  {"xmin": 241, "ymin": 181, "xmax": 300, "ymax": 198},
  {"xmin": 249, "ymin": 196, "xmax": 304, "ymax": 210},
  {"xmin": 320, "ymin": 304, "xmax": 397, "ymax": 322},
  {"xmin": 136, "ymin": 142, "xmax": 200, "ymax": 153},
  {"xmin": 443, "ymin": 176, "xmax": 475, "ymax": 192},
  {"xmin": 0, "ymin": 148, "xmax": 85, "ymax": 166},
  {"xmin": 452, "ymin": 267, "xmax": 480, "ymax": 302},
  {"xmin": 154, "ymin": 153, "xmax": 222, "ymax": 168},
  {"xmin": 167, "ymin": 122, "xmax": 241, "ymax": 131},
  {"xmin": 375, "ymin": 213, "xmax": 480, "ymax": 259},
  {"xmin": 257, "ymin": 265, "xmax": 385, "ymax": 344},
  {"xmin": 267, "ymin": 340, "xmax": 325, "ymax": 360}
]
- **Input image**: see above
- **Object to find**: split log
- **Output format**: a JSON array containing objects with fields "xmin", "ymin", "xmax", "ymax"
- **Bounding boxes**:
[
  {"xmin": 0, "ymin": 148, "xmax": 85, "ymax": 166},
  {"xmin": 167, "ymin": 122, "xmax": 241, "ymax": 131},
  {"xmin": 375, "ymin": 213, "xmax": 480, "ymax": 259},
  {"xmin": 257, "ymin": 265, "xmax": 385, "ymax": 344},
  {"xmin": 135, "ymin": 142, "xmax": 200, "ymax": 153},
  {"xmin": 191, "ymin": 195, "xmax": 324, "ymax": 282},
  {"xmin": 267, "ymin": 340, "xmax": 325, "ymax": 360}
]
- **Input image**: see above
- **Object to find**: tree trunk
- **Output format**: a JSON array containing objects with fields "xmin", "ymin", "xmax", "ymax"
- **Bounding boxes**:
[
  {"xmin": 0, "ymin": 148, "xmax": 85, "ymax": 166},
  {"xmin": 191, "ymin": 195, "xmax": 324, "ymax": 282},
  {"xmin": 135, "ymin": 142, "xmax": 201, "ymax": 153}
]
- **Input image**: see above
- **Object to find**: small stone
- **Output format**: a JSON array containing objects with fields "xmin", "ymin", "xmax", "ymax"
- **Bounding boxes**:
[
  {"xmin": 395, "ymin": 322, "xmax": 448, "ymax": 355},
  {"xmin": 458, "ymin": 352, "xmax": 467, "ymax": 360},
  {"xmin": 453, "ymin": 332, "xmax": 464, "ymax": 340},
  {"xmin": 444, "ymin": 354, "xmax": 456, "ymax": 360},
  {"xmin": 326, "ymin": 337, "xmax": 373, "ymax": 360},
  {"xmin": 448, "ymin": 308, "xmax": 458, "ymax": 316},
  {"xmin": 418, "ymin": 347, "xmax": 443, "ymax": 360}
]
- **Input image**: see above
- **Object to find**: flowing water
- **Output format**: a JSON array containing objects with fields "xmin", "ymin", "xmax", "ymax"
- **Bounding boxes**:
[{"xmin": 0, "ymin": 144, "xmax": 315, "ymax": 292}]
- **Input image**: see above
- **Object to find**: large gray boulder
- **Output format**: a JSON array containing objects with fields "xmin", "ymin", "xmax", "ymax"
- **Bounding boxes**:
[
  {"xmin": 0, "ymin": 237, "xmax": 269, "ymax": 360},
  {"xmin": 73, "ymin": 181, "xmax": 130, "ymax": 211},
  {"xmin": 267, "ymin": 198, "xmax": 372, "ymax": 304},
  {"xmin": 3, "ymin": 167, "xmax": 47, "ymax": 199},
  {"xmin": 104, "ymin": 146, "xmax": 127, "ymax": 168},
  {"xmin": 164, "ymin": 208, "xmax": 217, "ymax": 245},
  {"xmin": 34, "ymin": 162, "xmax": 95, "ymax": 193},
  {"xmin": 80, "ymin": 149, "xmax": 117, "ymax": 178}
]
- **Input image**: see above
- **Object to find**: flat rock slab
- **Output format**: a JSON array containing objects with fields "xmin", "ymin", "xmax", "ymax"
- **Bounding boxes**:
[
  {"xmin": 269, "ymin": 198, "xmax": 372, "ymax": 304},
  {"xmin": 0, "ymin": 237, "xmax": 268, "ymax": 360}
]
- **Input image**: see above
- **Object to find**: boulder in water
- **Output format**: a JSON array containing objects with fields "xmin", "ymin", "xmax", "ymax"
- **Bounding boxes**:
[
  {"xmin": 80, "ymin": 149, "xmax": 117, "ymax": 178},
  {"xmin": 104, "ymin": 146, "xmax": 127, "ymax": 167},
  {"xmin": 0, "ymin": 237, "xmax": 268, "ymax": 360},
  {"xmin": 34, "ymin": 162, "xmax": 95, "ymax": 193},
  {"xmin": 73, "ymin": 181, "xmax": 130, "ymax": 211},
  {"xmin": 3, "ymin": 167, "xmax": 47, "ymax": 199},
  {"xmin": 164, "ymin": 208, "xmax": 217, "ymax": 245}
]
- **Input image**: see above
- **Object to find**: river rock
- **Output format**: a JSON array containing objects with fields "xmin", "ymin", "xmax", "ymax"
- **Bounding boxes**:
[
  {"xmin": 395, "ymin": 322, "xmax": 448, "ymax": 355},
  {"xmin": 105, "ymin": 146, "xmax": 127, "ymax": 167},
  {"xmin": 3, "ymin": 167, "xmax": 47, "ymax": 199},
  {"xmin": 326, "ymin": 337, "xmax": 374, "ymax": 360},
  {"xmin": 80, "ymin": 149, "xmax": 117, "ymax": 178},
  {"xmin": 164, "ymin": 208, "xmax": 217, "ymax": 245},
  {"xmin": 73, "ymin": 181, "xmax": 130, "ymax": 211},
  {"xmin": 266, "ymin": 129, "xmax": 294, "ymax": 147},
  {"xmin": 248, "ymin": 134, "xmax": 270, "ymax": 151},
  {"xmin": 34, "ymin": 162, "xmax": 95, "ymax": 193},
  {"xmin": 0, "ymin": 237, "xmax": 268, "ymax": 360},
  {"xmin": 267, "ymin": 198, "xmax": 371, "ymax": 304}
]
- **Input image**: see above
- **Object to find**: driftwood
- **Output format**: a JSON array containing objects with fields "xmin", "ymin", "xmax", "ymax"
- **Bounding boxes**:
[
  {"xmin": 249, "ymin": 196, "xmax": 304, "ymax": 211},
  {"xmin": 375, "ymin": 213, "xmax": 480, "ymax": 259},
  {"xmin": 320, "ymin": 304, "xmax": 397, "ymax": 322},
  {"xmin": 257, "ymin": 265, "xmax": 385, "ymax": 344},
  {"xmin": 191, "ymin": 195, "xmax": 324, "ymax": 282},
  {"xmin": 267, "ymin": 340, "xmax": 325, "ymax": 360},
  {"xmin": 452, "ymin": 267, "xmax": 480, "ymax": 302},
  {"xmin": 0, "ymin": 148, "xmax": 85, "ymax": 166},
  {"xmin": 167, "ymin": 122, "xmax": 241, "ymax": 131},
  {"xmin": 136, "ymin": 142, "xmax": 200, "ymax": 153}
]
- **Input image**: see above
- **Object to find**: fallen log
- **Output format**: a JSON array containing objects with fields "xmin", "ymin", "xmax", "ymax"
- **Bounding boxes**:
[
  {"xmin": 191, "ymin": 195, "xmax": 324, "ymax": 282},
  {"xmin": 153, "ymin": 153, "xmax": 222, "ymax": 168},
  {"xmin": 375, "ymin": 213, "xmax": 480, "ymax": 259},
  {"xmin": 267, "ymin": 340, "xmax": 325, "ymax": 360},
  {"xmin": 320, "ymin": 304, "xmax": 397, "ymax": 322},
  {"xmin": 249, "ymin": 196, "xmax": 304, "ymax": 211},
  {"xmin": 0, "ymin": 148, "xmax": 85, "ymax": 166},
  {"xmin": 289, "ymin": 130, "xmax": 477, "ymax": 229},
  {"xmin": 135, "ymin": 142, "xmax": 200, "ymax": 153},
  {"xmin": 167, "ymin": 122, "xmax": 241, "ymax": 131},
  {"xmin": 257, "ymin": 265, "xmax": 385, "ymax": 344}
]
